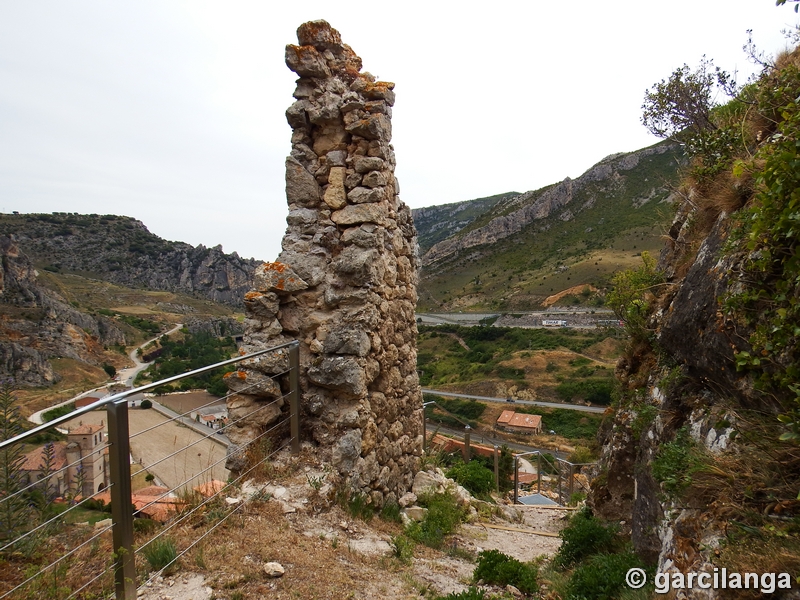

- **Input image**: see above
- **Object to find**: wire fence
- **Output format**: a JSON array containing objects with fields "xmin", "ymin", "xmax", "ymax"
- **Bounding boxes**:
[
  {"xmin": 0, "ymin": 340, "xmax": 300, "ymax": 600},
  {"xmin": 422, "ymin": 401, "xmax": 598, "ymax": 506}
]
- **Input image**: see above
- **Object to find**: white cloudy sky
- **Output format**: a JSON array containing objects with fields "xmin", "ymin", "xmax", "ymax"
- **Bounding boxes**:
[{"xmin": 1, "ymin": 2, "xmax": 797, "ymax": 261}]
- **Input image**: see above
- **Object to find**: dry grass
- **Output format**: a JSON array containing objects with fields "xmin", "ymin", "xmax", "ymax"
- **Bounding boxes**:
[{"xmin": 14, "ymin": 359, "xmax": 112, "ymax": 417}]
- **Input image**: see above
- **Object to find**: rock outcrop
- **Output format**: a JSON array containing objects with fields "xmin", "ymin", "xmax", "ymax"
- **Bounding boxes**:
[
  {"xmin": 591, "ymin": 49, "xmax": 800, "ymax": 594},
  {"xmin": 0, "ymin": 236, "xmax": 125, "ymax": 385},
  {"xmin": 0, "ymin": 213, "xmax": 258, "ymax": 307},
  {"xmin": 228, "ymin": 21, "xmax": 422, "ymax": 507},
  {"xmin": 418, "ymin": 144, "xmax": 678, "ymax": 267}
]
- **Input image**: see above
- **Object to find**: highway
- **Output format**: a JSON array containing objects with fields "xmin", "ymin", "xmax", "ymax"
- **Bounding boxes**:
[{"xmin": 421, "ymin": 388, "xmax": 608, "ymax": 414}]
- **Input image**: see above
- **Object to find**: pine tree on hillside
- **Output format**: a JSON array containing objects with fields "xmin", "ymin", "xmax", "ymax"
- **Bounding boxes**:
[{"xmin": 0, "ymin": 380, "xmax": 32, "ymax": 546}]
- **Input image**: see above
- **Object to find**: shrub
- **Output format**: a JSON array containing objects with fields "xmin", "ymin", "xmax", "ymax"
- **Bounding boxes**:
[
  {"xmin": 380, "ymin": 500, "xmax": 402, "ymax": 523},
  {"xmin": 651, "ymin": 427, "xmax": 705, "ymax": 497},
  {"xmin": 406, "ymin": 491, "xmax": 466, "ymax": 549},
  {"xmin": 554, "ymin": 507, "xmax": 617, "ymax": 568},
  {"xmin": 436, "ymin": 588, "xmax": 489, "ymax": 600},
  {"xmin": 140, "ymin": 399, "xmax": 153, "ymax": 409},
  {"xmin": 142, "ymin": 537, "xmax": 178, "ymax": 573},
  {"xmin": 565, "ymin": 551, "xmax": 648, "ymax": 600},
  {"xmin": 133, "ymin": 518, "xmax": 159, "ymax": 535},
  {"xmin": 473, "ymin": 549, "xmax": 538, "ymax": 594},
  {"xmin": 447, "ymin": 460, "xmax": 495, "ymax": 497},
  {"xmin": 390, "ymin": 534, "xmax": 414, "ymax": 564}
]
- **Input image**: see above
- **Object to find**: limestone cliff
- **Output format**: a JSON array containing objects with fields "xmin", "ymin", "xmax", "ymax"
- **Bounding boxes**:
[
  {"xmin": 0, "ymin": 213, "xmax": 257, "ymax": 307},
  {"xmin": 418, "ymin": 144, "xmax": 678, "ymax": 267},
  {"xmin": 591, "ymin": 49, "xmax": 800, "ymax": 594},
  {"xmin": 0, "ymin": 236, "xmax": 125, "ymax": 385},
  {"xmin": 228, "ymin": 21, "xmax": 421, "ymax": 507}
]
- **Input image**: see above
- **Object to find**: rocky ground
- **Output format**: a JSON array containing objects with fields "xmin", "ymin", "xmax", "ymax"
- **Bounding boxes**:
[{"xmin": 136, "ymin": 446, "xmax": 567, "ymax": 600}]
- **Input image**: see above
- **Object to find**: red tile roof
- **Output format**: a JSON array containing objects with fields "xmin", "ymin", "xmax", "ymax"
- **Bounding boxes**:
[
  {"xmin": 20, "ymin": 442, "xmax": 68, "ymax": 471},
  {"xmin": 507, "ymin": 413, "xmax": 542, "ymax": 429},
  {"xmin": 69, "ymin": 424, "xmax": 104, "ymax": 435},
  {"xmin": 497, "ymin": 410, "xmax": 515, "ymax": 424}
]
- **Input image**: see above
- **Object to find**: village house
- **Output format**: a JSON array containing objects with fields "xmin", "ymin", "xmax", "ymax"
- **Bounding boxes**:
[{"xmin": 496, "ymin": 410, "xmax": 542, "ymax": 435}]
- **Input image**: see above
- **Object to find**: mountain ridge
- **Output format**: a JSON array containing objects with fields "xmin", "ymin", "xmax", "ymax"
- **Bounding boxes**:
[{"xmin": 0, "ymin": 213, "xmax": 259, "ymax": 307}]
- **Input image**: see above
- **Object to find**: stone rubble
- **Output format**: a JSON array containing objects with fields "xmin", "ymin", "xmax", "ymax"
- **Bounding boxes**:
[{"xmin": 227, "ymin": 20, "xmax": 422, "ymax": 507}]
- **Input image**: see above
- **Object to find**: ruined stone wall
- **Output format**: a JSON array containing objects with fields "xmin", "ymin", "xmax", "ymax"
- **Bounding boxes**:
[{"xmin": 226, "ymin": 21, "xmax": 422, "ymax": 507}]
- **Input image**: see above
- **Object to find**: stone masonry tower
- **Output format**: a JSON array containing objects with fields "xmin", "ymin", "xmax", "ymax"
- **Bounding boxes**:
[{"xmin": 226, "ymin": 20, "xmax": 422, "ymax": 507}]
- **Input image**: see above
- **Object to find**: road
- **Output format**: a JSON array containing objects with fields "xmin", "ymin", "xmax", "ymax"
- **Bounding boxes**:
[
  {"xmin": 117, "ymin": 322, "xmax": 184, "ymax": 387},
  {"xmin": 421, "ymin": 388, "xmax": 608, "ymax": 414},
  {"xmin": 427, "ymin": 422, "xmax": 569, "ymax": 460},
  {"xmin": 28, "ymin": 323, "xmax": 183, "ymax": 425}
]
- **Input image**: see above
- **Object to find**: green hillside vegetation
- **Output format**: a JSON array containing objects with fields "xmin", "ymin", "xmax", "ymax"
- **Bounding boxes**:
[
  {"xmin": 417, "ymin": 145, "xmax": 683, "ymax": 311},
  {"xmin": 135, "ymin": 330, "xmax": 236, "ymax": 396},
  {"xmin": 418, "ymin": 325, "xmax": 616, "ymax": 404},
  {"xmin": 423, "ymin": 391, "xmax": 604, "ymax": 444}
]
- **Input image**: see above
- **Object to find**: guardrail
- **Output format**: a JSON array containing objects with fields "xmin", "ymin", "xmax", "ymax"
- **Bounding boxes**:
[
  {"xmin": 0, "ymin": 340, "xmax": 300, "ymax": 600},
  {"xmin": 512, "ymin": 451, "xmax": 599, "ymax": 506}
]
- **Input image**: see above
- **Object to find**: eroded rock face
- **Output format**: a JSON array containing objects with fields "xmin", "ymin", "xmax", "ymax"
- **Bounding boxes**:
[
  {"xmin": 0, "ymin": 235, "xmax": 126, "ymax": 385},
  {"xmin": 228, "ymin": 20, "xmax": 422, "ymax": 505}
]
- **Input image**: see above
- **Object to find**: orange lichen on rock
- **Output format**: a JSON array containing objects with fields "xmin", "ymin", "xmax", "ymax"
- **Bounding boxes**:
[
  {"xmin": 245, "ymin": 291, "xmax": 263, "ymax": 300},
  {"xmin": 262, "ymin": 262, "xmax": 288, "ymax": 273},
  {"xmin": 223, "ymin": 370, "xmax": 247, "ymax": 380}
]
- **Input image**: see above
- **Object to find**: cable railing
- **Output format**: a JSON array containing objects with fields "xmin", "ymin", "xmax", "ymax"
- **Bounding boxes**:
[
  {"xmin": 0, "ymin": 340, "xmax": 300, "ymax": 600},
  {"xmin": 422, "ymin": 401, "xmax": 598, "ymax": 506},
  {"xmin": 512, "ymin": 451, "xmax": 599, "ymax": 507}
]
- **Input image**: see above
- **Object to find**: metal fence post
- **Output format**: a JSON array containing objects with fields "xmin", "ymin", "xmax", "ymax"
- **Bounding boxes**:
[
  {"xmin": 106, "ymin": 399, "xmax": 135, "ymax": 600},
  {"xmin": 463, "ymin": 425, "xmax": 471, "ymax": 462},
  {"xmin": 513, "ymin": 456, "xmax": 519, "ymax": 504},
  {"xmin": 422, "ymin": 414, "xmax": 427, "ymax": 452},
  {"xmin": 493, "ymin": 446, "xmax": 499, "ymax": 492},
  {"xmin": 537, "ymin": 452, "xmax": 542, "ymax": 495},
  {"xmin": 288, "ymin": 342, "xmax": 300, "ymax": 455},
  {"xmin": 568, "ymin": 462, "xmax": 575, "ymax": 501}
]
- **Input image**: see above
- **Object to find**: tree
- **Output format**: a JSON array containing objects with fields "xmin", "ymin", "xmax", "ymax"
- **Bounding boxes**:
[
  {"xmin": 641, "ymin": 56, "xmax": 738, "ymax": 142},
  {"xmin": 0, "ymin": 380, "xmax": 32, "ymax": 545},
  {"xmin": 606, "ymin": 252, "xmax": 664, "ymax": 344},
  {"xmin": 102, "ymin": 364, "xmax": 116, "ymax": 378},
  {"xmin": 38, "ymin": 442, "xmax": 57, "ymax": 504}
]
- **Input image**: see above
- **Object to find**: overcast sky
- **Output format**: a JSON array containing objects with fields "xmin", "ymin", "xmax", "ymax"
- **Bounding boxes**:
[{"xmin": 1, "ymin": 2, "xmax": 797, "ymax": 262}]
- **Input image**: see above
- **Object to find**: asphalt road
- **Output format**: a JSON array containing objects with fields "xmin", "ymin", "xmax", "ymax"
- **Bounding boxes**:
[
  {"xmin": 427, "ymin": 422, "xmax": 569, "ymax": 460},
  {"xmin": 421, "ymin": 388, "xmax": 607, "ymax": 414}
]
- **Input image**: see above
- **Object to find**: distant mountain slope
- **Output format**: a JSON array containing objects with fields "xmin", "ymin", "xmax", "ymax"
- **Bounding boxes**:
[
  {"xmin": 413, "ymin": 192, "xmax": 519, "ymax": 254},
  {"xmin": 412, "ymin": 142, "xmax": 683, "ymax": 311},
  {"xmin": 0, "ymin": 236, "xmax": 125, "ymax": 385},
  {"xmin": 0, "ymin": 213, "xmax": 259, "ymax": 306}
]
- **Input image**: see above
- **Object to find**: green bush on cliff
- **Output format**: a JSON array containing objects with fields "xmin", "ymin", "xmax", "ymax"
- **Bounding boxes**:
[{"xmin": 720, "ymin": 55, "xmax": 800, "ymax": 440}]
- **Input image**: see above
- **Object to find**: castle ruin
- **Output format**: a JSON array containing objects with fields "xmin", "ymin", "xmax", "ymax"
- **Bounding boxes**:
[{"xmin": 225, "ymin": 20, "xmax": 422, "ymax": 506}]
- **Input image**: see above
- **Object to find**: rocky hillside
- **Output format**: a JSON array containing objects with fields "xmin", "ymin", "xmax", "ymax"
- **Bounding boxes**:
[
  {"xmin": 0, "ymin": 213, "xmax": 259, "ymax": 307},
  {"xmin": 591, "ymin": 48, "xmax": 800, "ymax": 590},
  {"xmin": 412, "ymin": 142, "xmax": 683, "ymax": 311},
  {"xmin": 0, "ymin": 236, "xmax": 125, "ymax": 385}
]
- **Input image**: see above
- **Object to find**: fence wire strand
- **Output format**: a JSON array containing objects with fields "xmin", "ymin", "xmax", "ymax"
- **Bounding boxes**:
[
  {"xmin": 0, "ymin": 522, "xmax": 113, "ymax": 600},
  {"xmin": 137, "ymin": 436, "xmax": 294, "ymax": 590},
  {"xmin": 134, "ymin": 391, "xmax": 288, "ymax": 477},
  {"xmin": 136, "ymin": 417, "xmax": 291, "ymax": 552}
]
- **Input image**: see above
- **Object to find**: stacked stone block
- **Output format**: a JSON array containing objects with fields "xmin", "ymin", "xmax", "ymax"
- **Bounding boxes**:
[{"xmin": 226, "ymin": 21, "xmax": 422, "ymax": 507}]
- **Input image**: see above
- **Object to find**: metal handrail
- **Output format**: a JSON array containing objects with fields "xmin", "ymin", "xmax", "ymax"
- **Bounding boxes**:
[
  {"xmin": 0, "ymin": 340, "xmax": 298, "ymax": 451},
  {"xmin": 0, "ymin": 339, "xmax": 301, "ymax": 600}
]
